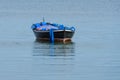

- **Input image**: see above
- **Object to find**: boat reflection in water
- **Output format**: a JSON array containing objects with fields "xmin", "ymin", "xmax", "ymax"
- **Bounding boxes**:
[
  {"xmin": 32, "ymin": 40, "xmax": 75, "ymax": 78},
  {"xmin": 32, "ymin": 40, "xmax": 75, "ymax": 56}
]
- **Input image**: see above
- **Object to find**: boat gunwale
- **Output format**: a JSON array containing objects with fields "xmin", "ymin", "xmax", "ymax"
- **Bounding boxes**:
[{"xmin": 33, "ymin": 30, "xmax": 74, "ymax": 32}]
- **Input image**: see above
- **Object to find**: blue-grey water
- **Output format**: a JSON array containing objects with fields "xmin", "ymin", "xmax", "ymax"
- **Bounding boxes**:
[{"xmin": 0, "ymin": 0, "xmax": 120, "ymax": 80}]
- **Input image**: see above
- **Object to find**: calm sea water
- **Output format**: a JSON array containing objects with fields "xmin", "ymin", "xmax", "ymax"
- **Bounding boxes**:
[{"xmin": 0, "ymin": 0, "xmax": 120, "ymax": 80}]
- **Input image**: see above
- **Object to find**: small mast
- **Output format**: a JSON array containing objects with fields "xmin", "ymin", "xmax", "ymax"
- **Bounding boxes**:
[{"xmin": 43, "ymin": 17, "xmax": 45, "ymax": 22}]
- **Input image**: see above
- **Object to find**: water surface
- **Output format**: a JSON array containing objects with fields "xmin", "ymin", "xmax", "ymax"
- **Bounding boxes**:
[{"xmin": 0, "ymin": 0, "xmax": 120, "ymax": 80}]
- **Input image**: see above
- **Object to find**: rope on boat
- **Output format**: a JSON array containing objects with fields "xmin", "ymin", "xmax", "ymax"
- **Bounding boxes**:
[{"xmin": 49, "ymin": 29, "xmax": 54, "ymax": 43}]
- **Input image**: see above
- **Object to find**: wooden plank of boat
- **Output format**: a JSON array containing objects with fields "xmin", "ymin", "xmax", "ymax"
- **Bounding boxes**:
[{"xmin": 36, "ymin": 38, "xmax": 71, "ymax": 42}]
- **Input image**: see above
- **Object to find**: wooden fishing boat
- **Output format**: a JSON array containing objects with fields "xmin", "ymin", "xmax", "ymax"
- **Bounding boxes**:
[{"xmin": 31, "ymin": 21, "xmax": 75, "ymax": 42}]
